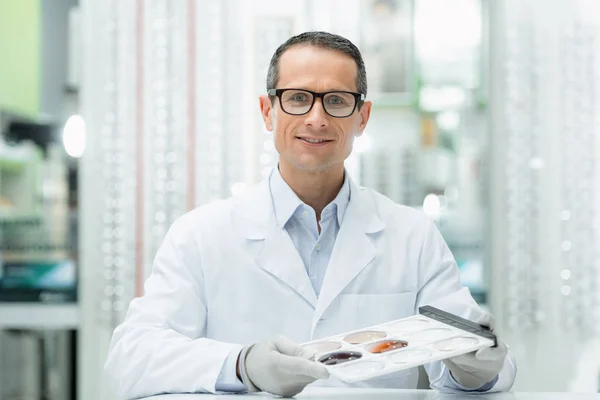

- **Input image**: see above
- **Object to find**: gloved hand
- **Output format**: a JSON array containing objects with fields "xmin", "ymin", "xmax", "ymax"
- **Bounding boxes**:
[
  {"xmin": 442, "ymin": 314, "xmax": 508, "ymax": 389},
  {"xmin": 238, "ymin": 336, "xmax": 329, "ymax": 397}
]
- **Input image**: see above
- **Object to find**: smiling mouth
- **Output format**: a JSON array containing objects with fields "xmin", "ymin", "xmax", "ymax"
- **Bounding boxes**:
[{"xmin": 297, "ymin": 137, "xmax": 333, "ymax": 144}]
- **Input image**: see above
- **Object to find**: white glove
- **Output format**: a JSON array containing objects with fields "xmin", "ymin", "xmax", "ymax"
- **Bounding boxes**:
[
  {"xmin": 238, "ymin": 336, "xmax": 329, "ymax": 397},
  {"xmin": 442, "ymin": 314, "xmax": 508, "ymax": 389}
]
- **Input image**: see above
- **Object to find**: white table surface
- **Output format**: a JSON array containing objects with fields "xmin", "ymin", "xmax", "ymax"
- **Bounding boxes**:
[{"xmin": 141, "ymin": 387, "xmax": 600, "ymax": 399}]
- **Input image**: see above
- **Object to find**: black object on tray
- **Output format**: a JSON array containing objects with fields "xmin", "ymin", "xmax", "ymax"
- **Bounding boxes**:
[{"xmin": 418, "ymin": 305, "xmax": 498, "ymax": 347}]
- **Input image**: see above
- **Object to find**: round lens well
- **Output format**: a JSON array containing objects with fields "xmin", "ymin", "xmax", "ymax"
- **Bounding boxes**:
[
  {"xmin": 336, "ymin": 360, "xmax": 385, "ymax": 377},
  {"xmin": 409, "ymin": 328, "xmax": 455, "ymax": 342},
  {"xmin": 302, "ymin": 341, "xmax": 341, "ymax": 355},
  {"xmin": 433, "ymin": 337, "xmax": 480, "ymax": 352},
  {"xmin": 387, "ymin": 319, "xmax": 431, "ymax": 333},
  {"xmin": 366, "ymin": 339, "xmax": 409, "ymax": 354},
  {"xmin": 318, "ymin": 351, "xmax": 363, "ymax": 366},
  {"xmin": 344, "ymin": 330, "xmax": 387, "ymax": 344},
  {"xmin": 385, "ymin": 348, "xmax": 433, "ymax": 364}
]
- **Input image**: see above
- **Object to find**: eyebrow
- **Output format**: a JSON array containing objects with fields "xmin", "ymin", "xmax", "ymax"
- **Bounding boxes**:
[{"xmin": 283, "ymin": 86, "xmax": 356, "ymax": 92}]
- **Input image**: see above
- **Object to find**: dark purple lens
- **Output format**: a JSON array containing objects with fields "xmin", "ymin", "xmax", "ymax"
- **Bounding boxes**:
[{"xmin": 318, "ymin": 351, "xmax": 363, "ymax": 366}]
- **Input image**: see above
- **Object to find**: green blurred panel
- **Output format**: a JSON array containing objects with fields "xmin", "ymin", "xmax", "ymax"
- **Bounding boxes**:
[{"xmin": 0, "ymin": 0, "xmax": 40, "ymax": 117}]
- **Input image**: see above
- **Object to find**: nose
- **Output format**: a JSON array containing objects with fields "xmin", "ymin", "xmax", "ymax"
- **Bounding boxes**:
[{"xmin": 304, "ymin": 98, "xmax": 329, "ymax": 128}]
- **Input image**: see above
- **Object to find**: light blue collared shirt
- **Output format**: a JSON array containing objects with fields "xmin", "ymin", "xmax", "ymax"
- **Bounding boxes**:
[{"xmin": 269, "ymin": 167, "xmax": 350, "ymax": 296}]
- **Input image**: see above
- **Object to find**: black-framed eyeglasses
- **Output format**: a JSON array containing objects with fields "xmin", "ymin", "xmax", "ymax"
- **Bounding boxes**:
[{"xmin": 267, "ymin": 88, "xmax": 365, "ymax": 118}]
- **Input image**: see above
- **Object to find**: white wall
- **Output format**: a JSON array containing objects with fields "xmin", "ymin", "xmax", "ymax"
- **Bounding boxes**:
[{"xmin": 489, "ymin": 0, "xmax": 600, "ymax": 391}]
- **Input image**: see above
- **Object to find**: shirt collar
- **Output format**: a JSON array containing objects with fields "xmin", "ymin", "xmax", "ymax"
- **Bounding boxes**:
[{"xmin": 269, "ymin": 166, "xmax": 351, "ymax": 228}]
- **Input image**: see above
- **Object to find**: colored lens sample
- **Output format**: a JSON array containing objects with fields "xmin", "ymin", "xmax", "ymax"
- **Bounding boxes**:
[
  {"xmin": 336, "ymin": 360, "xmax": 385, "ymax": 377},
  {"xmin": 366, "ymin": 339, "xmax": 409, "ymax": 354},
  {"xmin": 385, "ymin": 348, "xmax": 433, "ymax": 364},
  {"xmin": 318, "ymin": 351, "xmax": 363, "ymax": 366},
  {"xmin": 302, "ymin": 341, "xmax": 342, "ymax": 355},
  {"xmin": 433, "ymin": 336, "xmax": 480, "ymax": 351},
  {"xmin": 343, "ymin": 330, "xmax": 387, "ymax": 344}
]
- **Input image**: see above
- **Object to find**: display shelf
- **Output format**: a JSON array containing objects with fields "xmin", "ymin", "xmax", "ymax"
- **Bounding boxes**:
[
  {"xmin": 0, "ymin": 210, "xmax": 42, "ymax": 223},
  {"xmin": 0, "ymin": 157, "xmax": 28, "ymax": 171},
  {"xmin": 0, "ymin": 302, "xmax": 79, "ymax": 329}
]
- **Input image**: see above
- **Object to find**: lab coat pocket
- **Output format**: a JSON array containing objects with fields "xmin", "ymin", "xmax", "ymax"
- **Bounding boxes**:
[{"xmin": 339, "ymin": 292, "xmax": 417, "ymax": 331}]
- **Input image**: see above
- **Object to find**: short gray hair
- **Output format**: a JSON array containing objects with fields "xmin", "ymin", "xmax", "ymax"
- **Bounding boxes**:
[{"xmin": 266, "ymin": 31, "xmax": 368, "ymax": 97}]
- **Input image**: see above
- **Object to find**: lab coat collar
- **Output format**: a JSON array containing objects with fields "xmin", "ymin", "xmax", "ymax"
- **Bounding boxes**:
[
  {"xmin": 233, "ymin": 168, "xmax": 384, "ymax": 239},
  {"xmin": 232, "ymin": 168, "xmax": 385, "ymax": 311},
  {"xmin": 232, "ymin": 169, "xmax": 316, "ymax": 306}
]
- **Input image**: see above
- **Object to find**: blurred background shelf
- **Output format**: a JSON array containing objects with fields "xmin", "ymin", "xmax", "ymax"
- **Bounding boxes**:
[
  {"xmin": 0, "ymin": 303, "xmax": 79, "ymax": 329},
  {"xmin": 0, "ymin": 211, "xmax": 42, "ymax": 223}
]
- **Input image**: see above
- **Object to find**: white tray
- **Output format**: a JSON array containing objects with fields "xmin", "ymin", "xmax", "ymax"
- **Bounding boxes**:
[{"xmin": 301, "ymin": 313, "xmax": 495, "ymax": 383}]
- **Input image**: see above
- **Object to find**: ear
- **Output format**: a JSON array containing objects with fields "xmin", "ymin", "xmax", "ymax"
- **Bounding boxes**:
[
  {"xmin": 259, "ymin": 95, "xmax": 274, "ymax": 131},
  {"xmin": 355, "ymin": 100, "xmax": 372, "ymax": 137}
]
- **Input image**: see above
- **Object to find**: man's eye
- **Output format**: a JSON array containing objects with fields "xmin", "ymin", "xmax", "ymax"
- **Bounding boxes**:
[
  {"xmin": 327, "ymin": 95, "xmax": 350, "ymax": 106},
  {"xmin": 290, "ymin": 94, "xmax": 308, "ymax": 101}
]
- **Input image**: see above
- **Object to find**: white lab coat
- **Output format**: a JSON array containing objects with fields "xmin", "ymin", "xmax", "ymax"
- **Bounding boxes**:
[{"xmin": 105, "ymin": 174, "xmax": 516, "ymax": 398}]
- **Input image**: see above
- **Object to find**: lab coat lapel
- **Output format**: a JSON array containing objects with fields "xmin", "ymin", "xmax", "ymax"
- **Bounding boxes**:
[
  {"xmin": 256, "ymin": 224, "xmax": 317, "ymax": 308},
  {"xmin": 232, "ymin": 175, "xmax": 317, "ymax": 308},
  {"xmin": 312, "ymin": 180, "xmax": 385, "ymax": 328}
]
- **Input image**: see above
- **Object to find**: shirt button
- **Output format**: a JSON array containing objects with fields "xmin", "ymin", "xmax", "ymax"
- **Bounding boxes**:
[
  {"xmin": 303, "ymin": 210, "xmax": 309, "ymax": 217},
  {"xmin": 316, "ymin": 243, "xmax": 321, "ymax": 250}
]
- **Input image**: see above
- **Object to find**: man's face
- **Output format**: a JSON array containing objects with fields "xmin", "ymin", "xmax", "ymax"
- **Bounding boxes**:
[{"xmin": 260, "ymin": 45, "xmax": 372, "ymax": 174}]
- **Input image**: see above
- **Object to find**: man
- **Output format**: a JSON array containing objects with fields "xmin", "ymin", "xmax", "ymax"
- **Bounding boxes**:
[{"xmin": 105, "ymin": 31, "xmax": 516, "ymax": 398}]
